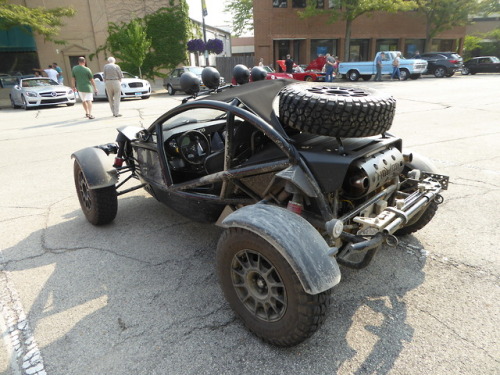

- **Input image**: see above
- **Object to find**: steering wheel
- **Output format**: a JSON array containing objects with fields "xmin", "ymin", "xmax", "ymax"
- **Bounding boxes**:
[{"xmin": 178, "ymin": 130, "xmax": 210, "ymax": 165}]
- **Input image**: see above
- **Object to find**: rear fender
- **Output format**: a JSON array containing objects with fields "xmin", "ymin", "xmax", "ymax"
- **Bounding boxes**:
[
  {"xmin": 220, "ymin": 204, "xmax": 341, "ymax": 295},
  {"xmin": 71, "ymin": 147, "xmax": 118, "ymax": 189}
]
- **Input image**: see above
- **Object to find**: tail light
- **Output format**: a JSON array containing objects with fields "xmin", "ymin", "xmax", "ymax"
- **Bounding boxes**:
[{"xmin": 449, "ymin": 60, "xmax": 459, "ymax": 64}]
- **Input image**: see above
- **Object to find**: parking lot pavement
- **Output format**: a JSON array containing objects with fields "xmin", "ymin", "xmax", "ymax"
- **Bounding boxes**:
[{"xmin": 0, "ymin": 75, "xmax": 499, "ymax": 375}]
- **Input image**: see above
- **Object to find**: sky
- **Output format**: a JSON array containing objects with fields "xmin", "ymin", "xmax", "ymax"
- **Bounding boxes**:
[{"xmin": 186, "ymin": 0, "xmax": 231, "ymax": 32}]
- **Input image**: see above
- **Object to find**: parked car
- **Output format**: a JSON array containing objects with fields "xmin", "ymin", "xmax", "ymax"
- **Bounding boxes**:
[
  {"xmin": 231, "ymin": 65, "xmax": 293, "ymax": 85},
  {"xmin": 10, "ymin": 77, "xmax": 75, "ymax": 109},
  {"xmin": 93, "ymin": 72, "xmax": 151, "ymax": 100},
  {"xmin": 276, "ymin": 60, "xmax": 326, "ymax": 82},
  {"xmin": 72, "ymin": 67, "xmax": 448, "ymax": 347},
  {"xmin": 164, "ymin": 66, "xmax": 225, "ymax": 95},
  {"xmin": 462, "ymin": 56, "xmax": 500, "ymax": 75},
  {"xmin": 420, "ymin": 52, "xmax": 463, "ymax": 78},
  {"xmin": 338, "ymin": 51, "xmax": 427, "ymax": 81}
]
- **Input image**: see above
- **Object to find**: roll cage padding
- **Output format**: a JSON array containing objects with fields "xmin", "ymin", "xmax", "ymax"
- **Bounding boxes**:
[
  {"xmin": 220, "ymin": 204, "xmax": 341, "ymax": 295},
  {"xmin": 71, "ymin": 147, "xmax": 118, "ymax": 189}
]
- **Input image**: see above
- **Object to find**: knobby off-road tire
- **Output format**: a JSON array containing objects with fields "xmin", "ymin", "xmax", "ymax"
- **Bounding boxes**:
[
  {"xmin": 216, "ymin": 227, "xmax": 332, "ymax": 347},
  {"xmin": 74, "ymin": 161, "xmax": 117, "ymax": 225},
  {"xmin": 279, "ymin": 83, "xmax": 396, "ymax": 138}
]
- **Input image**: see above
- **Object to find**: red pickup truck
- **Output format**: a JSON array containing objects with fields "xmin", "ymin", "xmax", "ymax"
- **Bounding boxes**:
[{"xmin": 276, "ymin": 57, "xmax": 326, "ymax": 82}]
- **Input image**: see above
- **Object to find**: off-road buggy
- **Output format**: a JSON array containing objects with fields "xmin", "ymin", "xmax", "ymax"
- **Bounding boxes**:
[{"xmin": 72, "ymin": 66, "xmax": 448, "ymax": 347}]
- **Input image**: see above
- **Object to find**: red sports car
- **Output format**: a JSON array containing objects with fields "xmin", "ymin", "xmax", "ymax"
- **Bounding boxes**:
[{"xmin": 276, "ymin": 58, "xmax": 326, "ymax": 82}]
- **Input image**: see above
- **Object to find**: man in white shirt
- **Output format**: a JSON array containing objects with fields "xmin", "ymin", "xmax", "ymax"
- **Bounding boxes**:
[
  {"xmin": 103, "ymin": 56, "xmax": 124, "ymax": 117},
  {"xmin": 34, "ymin": 65, "xmax": 59, "ymax": 83}
]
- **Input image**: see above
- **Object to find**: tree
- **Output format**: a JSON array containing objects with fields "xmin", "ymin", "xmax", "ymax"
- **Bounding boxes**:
[
  {"xmin": 0, "ymin": 0, "xmax": 75, "ymax": 43},
  {"xmin": 224, "ymin": 0, "xmax": 253, "ymax": 36},
  {"xmin": 414, "ymin": 0, "xmax": 480, "ymax": 51},
  {"xmin": 95, "ymin": 1, "xmax": 191, "ymax": 79},
  {"xmin": 299, "ymin": 0, "xmax": 415, "ymax": 60},
  {"xmin": 98, "ymin": 19, "xmax": 151, "ymax": 77}
]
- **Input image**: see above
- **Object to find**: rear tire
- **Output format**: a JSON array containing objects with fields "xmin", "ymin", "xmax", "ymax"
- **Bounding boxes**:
[
  {"xmin": 74, "ymin": 161, "xmax": 117, "ymax": 225},
  {"xmin": 347, "ymin": 70, "xmax": 360, "ymax": 82},
  {"xmin": 167, "ymin": 85, "xmax": 176, "ymax": 95},
  {"xmin": 434, "ymin": 67, "xmax": 446, "ymax": 78},
  {"xmin": 216, "ymin": 228, "xmax": 332, "ymax": 347},
  {"xmin": 399, "ymin": 69, "xmax": 409, "ymax": 81}
]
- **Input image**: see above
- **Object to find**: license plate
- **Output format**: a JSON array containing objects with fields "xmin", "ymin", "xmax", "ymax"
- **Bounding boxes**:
[{"xmin": 134, "ymin": 92, "xmax": 142, "ymax": 96}]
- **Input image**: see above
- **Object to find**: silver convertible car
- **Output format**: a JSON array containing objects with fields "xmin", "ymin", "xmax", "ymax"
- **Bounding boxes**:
[
  {"xmin": 10, "ymin": 77, "xmax": 76, "ymax": 109},
  {"xmin": 93, "ymin": 72, "xmax": 151, "ymax": 100}
]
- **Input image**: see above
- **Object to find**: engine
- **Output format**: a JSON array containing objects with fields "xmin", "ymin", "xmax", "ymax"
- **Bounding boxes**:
[{"xmin": 342, "ymin": 147, "xmax": 404, "ymax": 198}]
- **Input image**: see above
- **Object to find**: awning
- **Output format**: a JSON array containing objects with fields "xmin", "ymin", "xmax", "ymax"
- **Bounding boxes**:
[{"xmin": 0, "ymin": 26, "xmax": 36, "ymax": 52}]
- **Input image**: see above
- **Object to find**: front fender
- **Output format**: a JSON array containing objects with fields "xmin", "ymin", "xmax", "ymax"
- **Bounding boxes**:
[
  {"xmin": 220, "ymin": 204, "xmax": 341, "ymax": 295},
  {"xmin": 71, "ymin": 147, "xmax": 118, "ymax": 189}
]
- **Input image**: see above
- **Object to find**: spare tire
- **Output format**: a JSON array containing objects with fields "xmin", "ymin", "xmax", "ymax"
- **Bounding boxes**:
[{"xmin": 278, "ymin": 83, "xmax": 396, "ymax": 138}]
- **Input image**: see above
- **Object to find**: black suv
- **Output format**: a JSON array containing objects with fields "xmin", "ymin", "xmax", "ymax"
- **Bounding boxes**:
[{"xmin": 420, "ymin": 52, "xmax": 463, "ymax": 78}]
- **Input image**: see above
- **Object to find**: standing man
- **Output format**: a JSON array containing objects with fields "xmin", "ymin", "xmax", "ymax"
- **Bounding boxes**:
[
  {"xmin": 53, "ymin": 62, "xmax": 63, "ymax": 84},
  {"xmin": 103, "ymin": 57, "xmax": 124, "ymax": 117},
  {"xmin": 324, "ymin": 53, "xmax": 335, "ymax": 82},
  {"xmin": 391, "ymin": 52, "xmax": 401, "ymax": 81},
  {"xmin": 33, "ymin": 65, "xmax": 59, "ymax": 82},
  {"xmin": 374, "ymin": 52, "xmax": 385, "ymax": 81},
  {"xmin": 285, "ymin": 54, "xmax": 294, "ymax": 73},
  {"xmin": 72, "ymin": 57, "xmax": 98, "ymax": 119}
]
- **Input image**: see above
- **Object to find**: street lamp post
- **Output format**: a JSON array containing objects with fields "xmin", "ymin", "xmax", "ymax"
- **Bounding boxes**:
[{"xmin": 201, "ymin": 0, "xmax": 209, "ymax": 66}]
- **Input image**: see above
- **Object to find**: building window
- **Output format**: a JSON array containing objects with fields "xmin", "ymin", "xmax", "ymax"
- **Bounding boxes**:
[
  {"xmin": 273, "ymin": 0, "xmax": 287, "ymax": 7},
  {"xmin": 404, "ymin": 39, "xmax": 425, "ymax": 58},
  {"xmin": 310, "ymin": 39, "xmax": 338, "ymax": 61},
  {"xmin": 292, "ymin": 0, "xmax": 307, "ymax": 7},
  {"xmin": 431, "ymin": 39, "xmax": 455, "ymax": 52},
  {"xmin": 376, "ymin": 39, "xmax": 399, "ymax": 53},
  {"xmin": 348, "ymin": 39, "xmax": 370, "ymax": 61},
  {"xmin": 316, "ymin": 0, "xmax": 325, "ymax": 8}
]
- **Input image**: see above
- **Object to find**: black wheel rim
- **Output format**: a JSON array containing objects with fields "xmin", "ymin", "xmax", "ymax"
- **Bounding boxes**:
[
  {"xmin": 78, "ymin": 170, "xmax": 92, "ymax": 211},
  {"xmin": 305, "ymin": 86, "xmax": 369, "ymax": 98},
  {"xmin": 230, "ymin": 249, "xmax": 287, "ymax": 322}
]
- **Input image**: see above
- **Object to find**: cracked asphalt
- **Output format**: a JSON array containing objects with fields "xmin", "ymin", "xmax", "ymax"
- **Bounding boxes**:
[{"xmin": 0, "ymin": 75, "xmax": 499, "ymax": 375}]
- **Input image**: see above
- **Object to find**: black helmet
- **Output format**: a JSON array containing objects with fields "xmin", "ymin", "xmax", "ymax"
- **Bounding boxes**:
[
  {"xmin": 180, "ymin": 72, "xmax": 201, "ymax": 95},
  {"xmin": 251, "ymin": 66, "xmax": 267, "ymax": 82},
  {"xmin": 201, "ymin": 67, "xmax": 221, "ymax": 90},
  {"xmin": 232, "ymin": 64, "xmax": 250, "ymax": 85}
]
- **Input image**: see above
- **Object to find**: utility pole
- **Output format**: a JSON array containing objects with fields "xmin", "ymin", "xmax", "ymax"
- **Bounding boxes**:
[{"xmin": 201, "ymin": 0, "xmax": 209, "ymax": 66}]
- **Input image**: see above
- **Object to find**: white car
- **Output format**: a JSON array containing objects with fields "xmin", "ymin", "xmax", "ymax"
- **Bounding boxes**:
[
  {"xmin": 93, "ymin": 72, "xmax": 151, "ymax": 100},
  {"xmin": 10, "ymin": 77, "xmax": 76, "ymax": 109}
]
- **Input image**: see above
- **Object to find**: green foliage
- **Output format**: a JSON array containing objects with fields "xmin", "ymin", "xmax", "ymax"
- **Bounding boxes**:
[
  {"xmin": 224, "ymin": 0, "xmax": 253, "ymax": 36},
  {"xmin": 299, "ymin": 0, "xmax": 415, "ymax": 59},
  {"xmin": 95, "ymin": 1, "xmax": 191, "ymax": 79},
  {"xmin": 414, "ymin": 0, "xmax": 480, "ymax": 51},
  {"xmin": 0, "ymin": 0, "xmax": 75, "ymax": 43},
  {"xmin": 464, "ymin": 27, "xmax": 500, "ymax": 59}
]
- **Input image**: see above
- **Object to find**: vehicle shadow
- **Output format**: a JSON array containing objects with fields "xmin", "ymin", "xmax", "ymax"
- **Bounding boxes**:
[{"xmin": 0, "ymin": 193, "xmax": 427, "ymax": 374}]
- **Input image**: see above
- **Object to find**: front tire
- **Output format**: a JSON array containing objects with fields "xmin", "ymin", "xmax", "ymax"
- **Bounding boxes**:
[
  {"xmin": 216, "ymin": 228, "xmax": 332, "ymax": 347},
  {"xmin": 461, "ymin": 67, "xmax": 470, "ymax": 75},
  {"xmin": 74, "ymin": 161, "xmax": 117, "ymax": 225}
]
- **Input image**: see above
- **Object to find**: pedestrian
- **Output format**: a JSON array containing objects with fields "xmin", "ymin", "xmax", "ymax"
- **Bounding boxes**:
[
  {"xmin": 414, "ymin": 50, "xmax": 421, "ymax": 59},
  {"xmin": 258, "ymin": 57, "xmax": 264, "ymax": 67},
  {"xmin": 391, "ymin": 52, "xmax": 401, "ymax": 81},
  {"xmin": 374, "ymin": 52, "xmax": 385, "ymax": 81},
  {"xmin": 53, "ymin": 62, "xmax": 64, "ymax": 84},
  {"xmin": 285, "ymin": 54, "xmax": 294, "ymax": 73},
  {"xmin": 33, "ymin": 65, "xmax": 59, "ymax": 82},
  {"xmin": 71, "ymin": 57, "xmax": 98, "ymax": 119},
  {"xmin": 103, "ymin": 56, "xmax": 124, "ymax": 117},
  {"xmin": 324, "ymin": 53, "xmax": 335, "ymax": 82}
]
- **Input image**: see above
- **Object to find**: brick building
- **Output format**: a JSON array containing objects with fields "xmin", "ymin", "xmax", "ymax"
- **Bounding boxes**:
[{"xmin": 254, "ymin": 0, "xmax": 466, "ymax": 67}]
